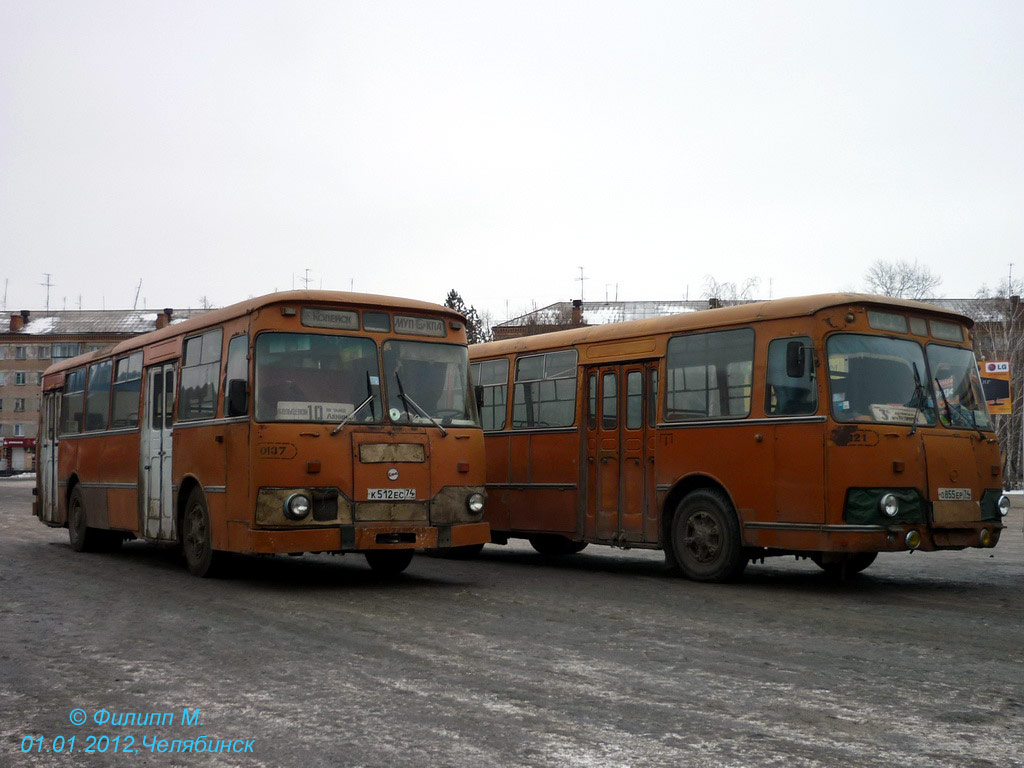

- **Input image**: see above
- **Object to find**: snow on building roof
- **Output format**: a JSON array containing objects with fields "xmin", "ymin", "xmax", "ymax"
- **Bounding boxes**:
[{"xmin": 4, "ymin": 308, "xmax": 211, "ymax": 336}]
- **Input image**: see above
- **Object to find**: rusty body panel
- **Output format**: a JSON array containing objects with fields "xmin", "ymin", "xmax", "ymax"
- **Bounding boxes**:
[
  {"xmin": 471, "ymin": 293, "xmax": 1005, "ymax": 568},
  {"xmin": 35, "ymin": 291, "xmax": 489, "ymax": 567}
]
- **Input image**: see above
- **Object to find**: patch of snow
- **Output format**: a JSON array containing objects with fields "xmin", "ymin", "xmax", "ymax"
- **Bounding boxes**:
[{"xmin": 20, "ymin": 317, "xmax": 57, "ymax": 334}]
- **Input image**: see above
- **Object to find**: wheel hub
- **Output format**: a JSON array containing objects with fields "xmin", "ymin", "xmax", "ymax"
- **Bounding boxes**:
[{"xmin": 683, "ymin": 511, "xmax": 721, "ymax": 563}]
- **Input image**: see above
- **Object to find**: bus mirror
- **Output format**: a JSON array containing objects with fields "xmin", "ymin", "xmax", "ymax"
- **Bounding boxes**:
[
  {"xmin": 474, "ymin": 384, "xmax": 484, "ymax": 410},
  {"xmin": 227, "ymin": 379, "xmax": 248, "ymax": 417},
  {"xmin": 786, "ymin": 342, "xmax": 806, "ymax": 378}
]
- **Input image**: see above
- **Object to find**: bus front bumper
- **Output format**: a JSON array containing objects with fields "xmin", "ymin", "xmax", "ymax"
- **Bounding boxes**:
[
  {"xmin": 742, "ymin": 522, "xmax": 1004, "ymax": 553},
  {"xmin": 245, "ymin": 521, "xmax": 490, "ymax": 555}
]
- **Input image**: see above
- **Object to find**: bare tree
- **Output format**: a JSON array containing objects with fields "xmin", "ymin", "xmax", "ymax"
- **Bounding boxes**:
[
  {"xmin": 864, "ymin": 260, "xmax": 941, "ymax": 299},
  {"xmin": 701, "ymin": 275, "xmax": 759, "ymax": 306},
  {"xmin": 954, "ymin": 280, "xmax": 1024, "ymax": 487}
]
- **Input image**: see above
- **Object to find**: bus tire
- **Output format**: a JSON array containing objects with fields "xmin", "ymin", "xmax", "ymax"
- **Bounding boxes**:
[
  {"xmin": 528, "ymin": 534, "xmax": 588, "ymax": 556},
  {"xmin": 182, "ymin": 488, "xmax": 225, "ymax": 577},
  {"xmin": 67, "ymin": 486, "xmax": 103, "ymax": 553},
  {"xmin": 365, "ymin": 550, "xmax": 414, "ymax": 575},
  {"xmin": 671, "ymin": 489, "xmax": 746, "ymax": 582},
  {"xmin": 811, "ymin": 552, "xmax": 877, "ymax": 579}
]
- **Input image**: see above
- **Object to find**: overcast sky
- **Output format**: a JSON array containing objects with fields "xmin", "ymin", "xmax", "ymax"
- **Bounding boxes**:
[{"xmin": 2, "ymin": 1, "xmax": 1022, "ymax": 322}]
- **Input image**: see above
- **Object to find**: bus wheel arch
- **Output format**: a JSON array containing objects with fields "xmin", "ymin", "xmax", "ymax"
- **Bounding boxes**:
[
  {"xmin": 67, "ymin": 478, "xmax": 120, "ymax": 553},
  {"xmin": 63, "ymin": 474, "xmax": 81, "ymax": 528},
  {"xmin": 180, "ymin": 483, "xmax": 226, "ymax": 577},
  {"xmin": 661, "ymin": 475, "xmax": 745, "ymax": 581}
]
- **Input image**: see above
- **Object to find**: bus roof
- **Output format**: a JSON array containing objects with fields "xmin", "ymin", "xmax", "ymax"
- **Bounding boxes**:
[
  {"xmin": 472, "ymin": 293, "xmax": 973, "ymax": 357},
  {"xmin": 43, "ymin": 290, "xmax": 464, "ymax": 376}
]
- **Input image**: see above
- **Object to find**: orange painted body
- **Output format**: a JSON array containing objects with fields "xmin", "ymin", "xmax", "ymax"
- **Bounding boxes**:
[
  {"xmin": 34, "ymin": 291, "xmax": 489, "ymax": 557},
  {"xmin": 471, "ymin": 294, "xmax": 1005, "ymax": 558}
]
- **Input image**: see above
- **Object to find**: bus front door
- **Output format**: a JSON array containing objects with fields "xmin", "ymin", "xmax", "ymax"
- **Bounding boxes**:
[
  {"xmin": 39, "ymin": 392, "xmax": 59, "ymax": 523},
  {"xmin": 142, "ymin": 363, "xmax": 176, "ymax": 540}
]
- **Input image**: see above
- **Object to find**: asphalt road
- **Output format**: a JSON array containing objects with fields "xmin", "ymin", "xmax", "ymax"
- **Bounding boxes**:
[{"xmin": 2, "ymin": 477, "xmax": 1023, "ymax": 768}]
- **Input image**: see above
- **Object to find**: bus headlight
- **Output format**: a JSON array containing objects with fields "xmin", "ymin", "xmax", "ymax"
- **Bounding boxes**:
[
  {"xmin": 879, "ymin": 493, "xmax": 900, "ymax": 518},
  {"xmin": 979, "ymin": 528, "xmax": 992, "ymax": 547},
  {"xmin": 905, "ymin": 530, "xmax": 921, "ymax": 550},
  {"xmin": 998, "ymin": 495, "xmax": 1011, "ymax": 517},
  {"xmin": 466, "ymin": 493, "xmax": 485, "ymax": 515},
  {"xmin": 284, "ymin": 493, "xmax": 311, "ymax": 521}
]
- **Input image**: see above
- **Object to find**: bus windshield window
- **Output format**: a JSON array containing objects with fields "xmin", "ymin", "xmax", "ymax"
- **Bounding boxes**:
[
  {"xmin": 827, "ymin": 335, "xmax": 936, "ymax": 426},
  {"xmin": 927, "ymin": 344, "xmax": 992, "ymax": 430},
  {"xmin": 383, "ymin": 341, "xmax": 477, "ymax": 427},
  {"xmin": 255, "ymin": 333, "xmax": 382, "ymax": 423}
]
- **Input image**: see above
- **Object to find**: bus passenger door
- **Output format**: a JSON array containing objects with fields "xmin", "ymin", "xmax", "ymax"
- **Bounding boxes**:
[
  {"xmin": 585, "ymin": 367, "xmax": 620, "ymax": 540},
  {"xmin": 142, "ymin": 363, "xmax": 176, "ymax": 540},
  {"xmin": 39, "ymin": 392, "xmax": 59, "ymax": 523},
  {"xmin": 619, "ymin": 366, "xmax": 650, "ymax": 543}
]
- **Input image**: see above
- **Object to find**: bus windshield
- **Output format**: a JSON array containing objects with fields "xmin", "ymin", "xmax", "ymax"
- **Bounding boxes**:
[
  {"xmin": 255, "ymin": 333, "xmax": 383, "ymax": 423},
  {"xmin": 382, "ymin": 340, "xmax": 478, "ymax": 427},
  {"xmin": 827, "ymin": 335, "xmax": 936, "ymax": 426},
  {"xmin": 928, "ymin": 344, "xmax": 992, "ymax": 430}
]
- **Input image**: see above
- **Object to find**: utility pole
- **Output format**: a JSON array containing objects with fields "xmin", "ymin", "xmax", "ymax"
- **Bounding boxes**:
[
  {"xmin": 40, "ymin": 273, "xmax": 54, "ymax": 312},
  {"xmin": 1009, "ymin": 263, "xmax": 1014, "ymax": 297},
  {"xmin": 133, "ymin": 279, "xmax": 143, "ymax": 310}
]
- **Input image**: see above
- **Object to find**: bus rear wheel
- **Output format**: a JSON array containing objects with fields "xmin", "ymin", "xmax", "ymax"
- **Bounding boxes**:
[
  {"xmin": 182, "ymin": 488, "xmax": 225, "ymax": 577},
  {"xmin": 365, "ymin": 550, "xmax": 414, "ymax": 575},
  {"xmin": 528, "ymin": 535, "xmax": 588, "ymax": 556},
  {"xmin": 67, "ymin": 486, "xmax": 121, "ymax": 553},
  {"xmin": 670, "ymin": 490, "xmax": 746, "ymax": 582}
]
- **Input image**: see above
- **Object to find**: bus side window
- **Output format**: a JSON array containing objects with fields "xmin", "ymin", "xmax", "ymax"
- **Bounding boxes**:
[
  {"xmin": 602, "ymin": 372, "xmax": 617, "ymax": 429},
  {"xmin": 60, "ymin": 369, "xmax": 86, "ymax": 435},
  {"xmin": 626, "ymin": 371, "xmax": 642, "ymax": 430},
  {"xmin": 766, "ymin": 336, "xmax": 817, "ymax": 416},
  {"xmin": 224, "ymin": 334, "xmax": 249, "ymax": 417},
  {"xmin": 473, "ymin": 358, "xmax": 508, "ymax": 430},
  {"xmin": 587, "ymin": 373, "xmax": 597, "ymax": 429},
  {"xmin": 112, "ymin": 352, "xmax": 143, "ymax": 428},
  {"xmin": 84, "ymin": 360, "xmax": 113, "ymax": 432},
  {"xmin": 665, "ymin": 329, "xmax": 754, "ymax": 421},
  {"xmin": 512, "ymin": 350, "xmax": 577, "ymax": 428},
  {"xmin": 648, "ymin": 369, "xmax": 658, "ymax": 426},
  {"xmin": 151, "ymin": 371, "xmax": 164, "ymax": 431},
  {"xmin": 179, "ymin": 328, "xmax": 223, "ymax": 421}
]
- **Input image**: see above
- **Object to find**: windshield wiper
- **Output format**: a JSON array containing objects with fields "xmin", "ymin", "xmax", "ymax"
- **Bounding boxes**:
[
  {"xmin": 394, "ymin": 371, "xmax": 447, "ymax": 437},
  {"xmin": 331, "ymin": 374, "xmax": 378, "ymax": 435},
  {"xmin": 330, "ymin": 393, "xmax": 374, "ymax": 435},
  {"xmin": 909, "ymin": 362, "xmax": 925, "ymax": 436}
]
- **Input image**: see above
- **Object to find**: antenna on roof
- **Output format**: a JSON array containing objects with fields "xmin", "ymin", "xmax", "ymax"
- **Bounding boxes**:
[
  {"xmin": 2, "ymin": 278, "xmax": 7, "ymax": 312},
  {"xmin": 133, "ymin": 279, "xmax": 143, "ymax": 310},
  {"xmin": 40, "ymin": 273, "xmax": 54, "ymax": 312},
  {"xmin": 575, "ymin": 267, "xmax": 587, "ymax": 302}
]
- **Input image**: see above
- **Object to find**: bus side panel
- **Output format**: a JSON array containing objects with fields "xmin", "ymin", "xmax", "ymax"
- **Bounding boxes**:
[
  {"xmin": 223, "ymin": 420, "xmax": 251, "ymax": 525},
  {"xmin": 656, "ymin": 425, "xmax": 773, "ymax": 531},
  {"xmin": 174, "ymin": 425, "xmax": 228, "ymax": 547},
  {"xmin": 69, "ymin": 432, "xmax": 139, "ymax": 531},
  {"xmin": 510, "ymin": 432, "xmax": 578, "ymax": 533}
]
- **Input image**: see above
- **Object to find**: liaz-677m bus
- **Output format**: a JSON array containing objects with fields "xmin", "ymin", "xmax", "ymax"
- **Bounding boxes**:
[
  {"xmin": 34, "ymin": 291, "xmax": 488, "ymax": 576},
  {"xmin": 468, "ymin": 294, "xmax": 1009, "ymax": 581}
]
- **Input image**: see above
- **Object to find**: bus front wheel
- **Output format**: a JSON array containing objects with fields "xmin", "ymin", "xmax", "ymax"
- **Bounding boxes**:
[
  {"xmin": 528, "ymin": 535, "xmax": 588, "ymax": 556},
  {"xmin": 182, "ymin": 488, "xmax": 225, "ymax": 577},
  {"xmin": 365, "ymin": 550, "xmax": 414, "ymax": 575},
  {"xmin": 670, "ymin": 490, "xmax": 746, "ymax": 582},
  {"xmin": 811, "ymin": 552, "xmax": 877, "ymax": 579}
]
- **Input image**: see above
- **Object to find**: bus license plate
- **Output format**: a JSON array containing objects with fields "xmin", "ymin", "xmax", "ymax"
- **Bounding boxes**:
[
  {"xmin": 368, "ymin": 488, "xmax": 416, "ymax": 501},
  {"xmin": 937, "ymin": 488, "xmax": 972, "ymax": 501}
]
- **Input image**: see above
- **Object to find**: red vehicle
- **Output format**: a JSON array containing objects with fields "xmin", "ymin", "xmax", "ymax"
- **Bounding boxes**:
[
  {"xmin": 470, "ymin": 294, "xmax": 1008, "ymax": 581},
  {"xmin": 35, "ymin": 291, "xmax": 489, "ymax": 576}
]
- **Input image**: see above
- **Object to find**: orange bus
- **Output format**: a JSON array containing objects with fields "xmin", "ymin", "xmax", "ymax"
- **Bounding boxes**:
[
  {"xmin": 469, "ymin": 294, "xmax": 1009, "ymax": 581},
  {"xmin": 33, "ymin": 291, "xmax": 488, "ymax": 576}
]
